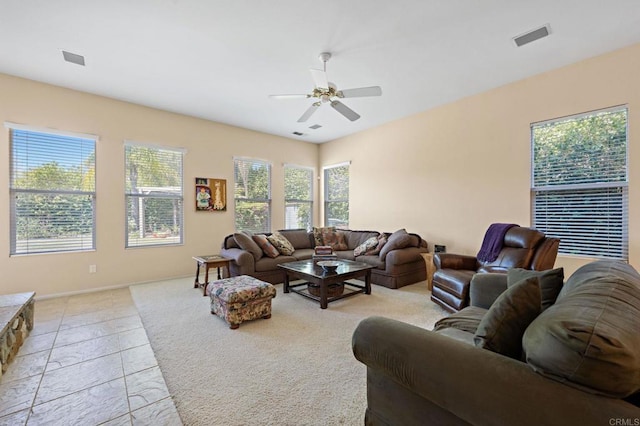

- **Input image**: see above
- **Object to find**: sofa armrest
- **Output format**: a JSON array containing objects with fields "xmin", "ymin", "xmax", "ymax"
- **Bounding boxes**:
[
  {"xmin": 220, "ymin": 247, "xmax": 255, "ymax": 274},
  {"xmin": 352, "ymin": 316, "xmax": 640, "ymax": 426},
  {"xmin": 433, "ymin": 253, "xmax": 478, "ymax": 270},
  {"xmin": 469, "ymin": 273, "xmax": 508, "ymax": 309},
  {"xmin": 384, "ymin": 246, "xmax": 428, "ymax": 267}
]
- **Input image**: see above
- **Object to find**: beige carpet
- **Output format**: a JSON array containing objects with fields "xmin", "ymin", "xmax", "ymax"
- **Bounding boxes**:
[{"xmin": 130, "ymin": 277, "xmax": 448, "ymax": 426}]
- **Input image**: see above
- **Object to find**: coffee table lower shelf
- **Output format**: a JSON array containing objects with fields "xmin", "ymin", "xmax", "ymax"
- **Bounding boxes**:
[
  {"xmin": 286, "ymin": 281, "xmax": 368, "ymax": 307},
  {"xmin": 279, "ymin": 259, "xmax": 374, "ymax": 309}
]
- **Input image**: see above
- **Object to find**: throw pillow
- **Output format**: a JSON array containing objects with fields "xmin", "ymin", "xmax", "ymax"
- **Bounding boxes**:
[
  {"xmin": 321, "ymin": 229, "xmax": 348, "ymax": 251},
  {"xmin": 379, "ymin": 229, "xmax": 413, "ymax": 260},
  {"xmin": 312, "ymin": 226, "xmax": 335, "ymax": 247},
  {"xmin": 267, "ymin": 231, "xmax": 295, "ymax": 255},
  {"xmin": 252, "ymin": 234, "xmax": 279, "ymax": 258},
  {"xmin": 366, "ymin": 234, "xmax": 387, "ymax": 255},
  {"xmin": 523, "ymin": 260, "xmax": 640, "ymax": 398},
  {"xmin": 474, "ymin": 276, "xmax": 541, "ymax": 359},
  {"xmin": 234, "ymin": 231, "xmax": 263, "ymax": 261},
  {"xmin": 354, "ymin": 236, "xmax": 379, "ymax": 257},
  {"xmin": 507, "ymin": 267, "xmax": 564, "ymax": 311}
]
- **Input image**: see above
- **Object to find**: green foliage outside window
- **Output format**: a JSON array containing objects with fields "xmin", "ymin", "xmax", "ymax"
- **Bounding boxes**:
[
  {"xmin": 285, "ymin": 166, "xmax": 313, "ymax": 230},
  {"xmin": 324, "ymin": 165, "xmax": 349, "ymax": 228},
  {"xmin": 234, "ymin": 159, "xmax": 271, "ymax": 233},
  {"xmin": 532, "ymin": 108, "xmax": 628, "ymax": 259}
]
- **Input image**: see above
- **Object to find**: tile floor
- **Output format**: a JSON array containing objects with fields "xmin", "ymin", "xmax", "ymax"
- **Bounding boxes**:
[{"xmin": 0, "ymin": 287, "xmax": 182, "ymax": 425}]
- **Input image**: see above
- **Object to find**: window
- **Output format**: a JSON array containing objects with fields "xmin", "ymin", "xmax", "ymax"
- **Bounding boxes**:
[
  {"xmin": 531, "ymin": 107, "xmax": 628, "ymax": 260},
  {"xmin": 8, "ymin": 124, "xmax": 96, "ymax": 255},
  {"xmin": 284, "ymin": 165, "xmax": 313, "ymax": 230},
  {"xmin": 125, "ymin": 142, "xmax": 184, "ymax": 247},
  {"xmin": 324, "ymin": 163, "xmax": 349, "ymax": 228},
  {"xmin": 234, "ymin": 158, "xmax": 271, "ymax": 233}
]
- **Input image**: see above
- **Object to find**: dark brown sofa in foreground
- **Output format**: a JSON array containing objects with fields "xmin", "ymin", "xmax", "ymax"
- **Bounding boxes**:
[
  {"xmin": 220, "ymin": 228, "xmax": 428, "ymax": 288},
  {"xmin": 432, "ymin": 226, "xmax": 559, "ymax": 312},
  {"xmin": 352, "ymin": 260, "xmax": 640, "ymax": 425}
]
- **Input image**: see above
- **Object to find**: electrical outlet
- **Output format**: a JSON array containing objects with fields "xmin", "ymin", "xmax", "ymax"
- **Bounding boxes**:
[{"xmin": 89, "ymin": 264, "xmax": 97, "ymax": 273}]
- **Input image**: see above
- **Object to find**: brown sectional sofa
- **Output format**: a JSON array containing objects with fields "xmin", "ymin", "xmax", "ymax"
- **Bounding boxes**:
[{"xmin": 220, "ymin": 228, "xmax": 429, "ymax": 288}]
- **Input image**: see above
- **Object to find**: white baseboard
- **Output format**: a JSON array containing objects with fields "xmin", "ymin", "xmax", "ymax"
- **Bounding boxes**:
[{"xmin": 35, "ymin": 274, "xmax": 192, "ymax": 300}]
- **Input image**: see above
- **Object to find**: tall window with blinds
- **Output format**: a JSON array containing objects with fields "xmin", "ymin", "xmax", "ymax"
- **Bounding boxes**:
[
  {"xmin": 531, "ymin": 107, "xmax": 628, "ymax": 260},
  {"xmin": 125, "ymin": 143, "xmax": 184, "ymax": 248},
  {"xmin": 9, "ymin": 126, "xmax": 96, "ymax": 255},
  {"xmin": 234, "ymin": 158, "xmax": 271, "ymax": 233},
  {"xmin": 324, "ymin": 163, "xmax": 349, "ymax": 228},
  {"xmin": 284, "ymin": 165, "xmax": 313, "ymax": 230}
]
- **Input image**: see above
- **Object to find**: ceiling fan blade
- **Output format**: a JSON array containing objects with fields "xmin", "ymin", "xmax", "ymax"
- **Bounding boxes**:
[
  {"xmin": 297, "ymin": 102, "xmax": 321, "ymax": 122},
  {"xmin": 331, "ymin": 100, "xmax": 360, "ymax": 121},
  {"xmin": 310, "ymin": 68, "xmax": 329, "ymax": 89},
  {"xmin": 337, "ymin": 86, "xmax": 382, "ymax": 98},
  {"xmin": 269, "ymin": 94, "xmax": 310, "ymax": 100}
]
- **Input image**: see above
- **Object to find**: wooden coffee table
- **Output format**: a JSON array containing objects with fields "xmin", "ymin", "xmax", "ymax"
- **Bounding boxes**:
[
  {"xmin": 279, "ymin": 259, "xmax": 374, "ymax": 309},
  {"xmin": 193, "ymin": 255, "xmax": 231, "ymax": 296}
]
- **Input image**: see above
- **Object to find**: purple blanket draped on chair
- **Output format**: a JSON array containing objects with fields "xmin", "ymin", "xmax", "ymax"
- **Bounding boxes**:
[{"xmin": 477, "ymin": 223, "xmax": 518, "ymax": 263}]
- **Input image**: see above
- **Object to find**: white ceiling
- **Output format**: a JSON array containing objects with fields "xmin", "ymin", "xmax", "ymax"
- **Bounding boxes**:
[{"xmin": 1, "ymin": 1, "xmax": 640, "ymax": 144}]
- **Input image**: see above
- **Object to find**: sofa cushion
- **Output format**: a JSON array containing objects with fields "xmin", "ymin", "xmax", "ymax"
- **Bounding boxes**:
[
  {"xmin": 292, "ymin": 248, "xmax": 314, "ymax": 260},
  {"xmin": 254, "ymin": 255, "xmax": 297, "ymax": 272},
  {"xmin": 523, "ymin": 260, "xmax": 640, "ymax": 398},
  {"xmin": 474, "ymin": 276, "xmax": 541, "ymax": 359},
  {"xmin": 379, "ymin": 229, "xmax": 412, "ymax": 260},
  {"xmin": 234, "ymin": 232, "xmax": 263, "ymax": 261},
  {"xmin": 252, "ymin": 234, "xmax": 279, "ymax": 258},
  {"xmin": 433, "ymin": 306, "xmax": 487, "ymax": 334},
  {"xmin": 277, "ymin": 229, "xmax": 312, "ymax": 249},
  {"xmin": 365, "ymin": 234, "xmax": 387, "ymax": 256},
  {"xmin": 322, "ymin": 229, "xmax": 348, "ymax": 251},
  {"xmin": 508, "ymin": 267, "xmax": 564, "ymax": 311},
  {"xmin": 354, "ymin": 237, "xmax": 379, "ymax": 257},
  {"xmin": 356, "ymin": 255, "xmax": 385, "ymax": 270},
  {"xmin": 344, "ymin": 230, "xmax": 379, "ymax": 250},
  {"xmin": 312, "ymin": 226, "xmax": 334, "ymax": 246},
  {"xmin": 267, "ymin": 231, "xmax": 295, "ymax": 255}
]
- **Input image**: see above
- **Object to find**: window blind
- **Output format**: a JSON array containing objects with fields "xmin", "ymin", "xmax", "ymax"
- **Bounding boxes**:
[
  {"xmin": 234, "ymin": 158, "xmax": 271, "ymax": 233},
  {"xmin": 10, "ymin": 128, "xmax": 96, "ymax": 255},
  {"xmin": 531, "ymin": 107, "xmax": 628, "ymax": 260},
  {"xmin": 284, "ymin": 165, "xmax": 313, "ymax": 230},
  {"xmin": 324, "ymin": 164, "xmax": 349, "ymax": 228},
  {"xmin": 125, "ymin": 143, "xmax": 183, "ymax": 248}
]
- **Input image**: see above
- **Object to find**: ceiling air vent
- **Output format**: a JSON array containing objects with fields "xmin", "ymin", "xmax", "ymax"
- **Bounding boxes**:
[
  {"xmin": 513, "ymin": 24, "xmax": 551, "ymax": 47},
  {"xmin": 292, "ymin": 131, "xmax": 304, "ymax": 136},
  {"xmin": 62, "ymin": 50, "xmax": 85, "ymax": 66},
  {"xmin": 309, "ymin": 124, "xmax": 322, "ymax": 130}
]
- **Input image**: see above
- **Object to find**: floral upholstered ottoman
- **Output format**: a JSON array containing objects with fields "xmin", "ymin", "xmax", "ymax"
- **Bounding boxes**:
[{"xmin": 206, "ymin": 275, "xmax": 276, "ymax": 329}]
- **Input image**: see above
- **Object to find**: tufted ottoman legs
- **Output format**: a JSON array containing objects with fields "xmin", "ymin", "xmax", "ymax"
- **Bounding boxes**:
[{"xmin": 206, "ymin": 275, "xmax": 276, "ymax": 329}]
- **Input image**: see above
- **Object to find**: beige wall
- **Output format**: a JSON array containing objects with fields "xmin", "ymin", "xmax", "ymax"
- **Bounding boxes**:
[
  {"xmin": 320, "ymin": 42, "xmax": 640, "ymax": 277},
  {"xmin": 3, "ymin": 42, "xmax": 639, "ymax": 297},
  {"xmin": 0, "ymin": 74, "xmax": 318, "ymax": 297}
]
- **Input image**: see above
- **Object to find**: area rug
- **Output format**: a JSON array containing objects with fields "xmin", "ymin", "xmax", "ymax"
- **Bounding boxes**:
[{"xmin": 130, "ymin": 277, "xmax": 448, "ymax": 426}]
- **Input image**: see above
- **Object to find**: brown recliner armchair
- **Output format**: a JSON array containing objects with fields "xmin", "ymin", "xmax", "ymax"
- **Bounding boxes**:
[{"xmin": 431, "ymin": 226, "xmax": 559, "ymax": 312}]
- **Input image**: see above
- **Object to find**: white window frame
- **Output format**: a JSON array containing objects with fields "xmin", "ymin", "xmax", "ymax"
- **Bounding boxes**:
[
  {"xmin": 125, "ymin": 141, "xmax": 184, "ymax": 248},
  {"xmin": 284, "ymin": 164, "xmax": 314, "ymax": 231},
  {"xmin": 323, "ymin": 162, "xmax": 350, "ymax": 228},
  {"xmin": 233, "ymin": 157, "xmax": 272, "ymax": 233},
  {"xmin": 7, "ymin": 122, "xmax": 97, "ymax": 255},
  {"xmin": 531, "ymin": 106, "xmax": 628, "ymax": 260}
]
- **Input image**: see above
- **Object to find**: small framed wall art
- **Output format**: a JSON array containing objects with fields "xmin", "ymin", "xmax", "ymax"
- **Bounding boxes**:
[{"xmin": 195, "ymin": 177, "xmax": 227, "ymax": 211}]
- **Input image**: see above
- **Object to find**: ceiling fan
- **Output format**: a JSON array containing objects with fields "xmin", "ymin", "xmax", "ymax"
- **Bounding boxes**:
[{"xmin": 269, "ymin": 52, "xmax": 382, "ymax": 122}]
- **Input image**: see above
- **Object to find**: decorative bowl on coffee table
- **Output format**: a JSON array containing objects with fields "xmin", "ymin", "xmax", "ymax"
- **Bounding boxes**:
[{"xmin": 317, "ymin": 260, "xmax": 340, "ymax": 273}]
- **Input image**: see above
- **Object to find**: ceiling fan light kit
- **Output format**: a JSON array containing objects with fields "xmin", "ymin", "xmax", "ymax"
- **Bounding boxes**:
[{"xmin": 270, "ymin": 52, "xmax": 382, "ymax": 123}]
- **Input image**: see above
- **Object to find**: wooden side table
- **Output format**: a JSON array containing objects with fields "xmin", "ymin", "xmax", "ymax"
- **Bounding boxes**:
[
  {"xmin": 193, "ymin": 255, "xmax": 231, "ymax": 296},
  {"xmin": 420, "ymin": 253, "xmax": 435, "ymax": 291}
]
